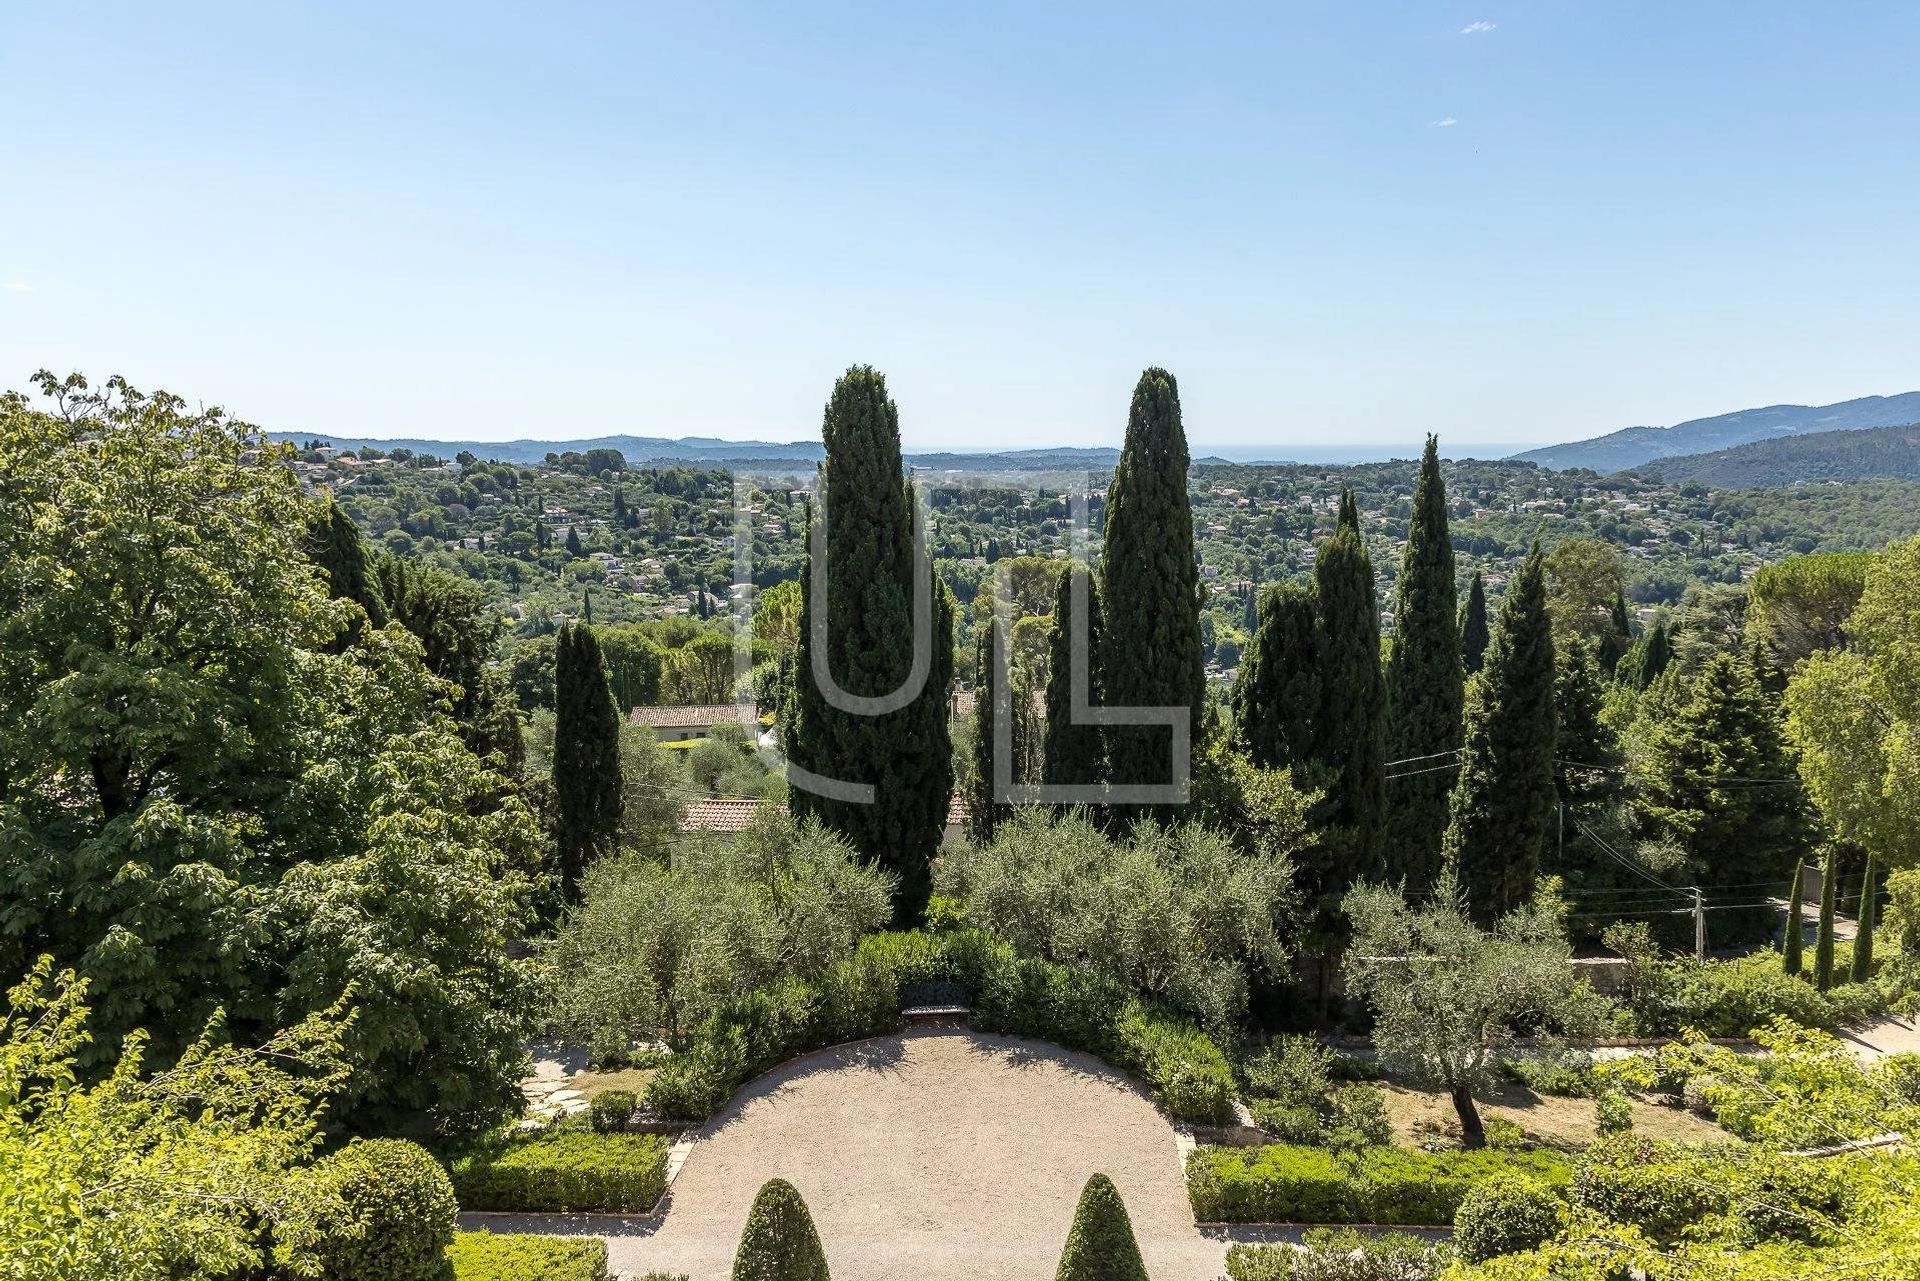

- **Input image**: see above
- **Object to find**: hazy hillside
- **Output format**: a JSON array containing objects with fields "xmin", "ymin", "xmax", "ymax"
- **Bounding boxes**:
[
  {"xmin": 1634, "ymin": 421, "xmax": 1920, "ymax": 487},
  {"xmin": 1513, "ymin": 391, "xmax": 1920, "ymax": 472},
  {"xmin": 270, "ymin": 431, "xmax": 827, "ymax": 467}
]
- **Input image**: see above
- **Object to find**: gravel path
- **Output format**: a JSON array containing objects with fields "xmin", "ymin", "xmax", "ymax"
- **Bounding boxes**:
[{"xmin": 480, "ymin": 1029, "xmax": 1253, "ymax": 1280}]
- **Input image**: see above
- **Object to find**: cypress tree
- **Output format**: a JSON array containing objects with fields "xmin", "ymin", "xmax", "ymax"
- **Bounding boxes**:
[
  {"xmin": 1044, "ymin": 563, "xmax": 1108, "ymax": 795},
  {"xmin": 1098, "ymin": 368, "xmax": 1204, "ymax": 819},
  {"xmin": 1229, "ymin": 583, "xmax": 1319, "ymax": 773},
  {"xmin": 1783, "ymin": 858, "xmax": 1805, "ymax": 976},
  {"xmin": 1383, "ymin": 436, "xmax": 1464, "ymax": 897},
  {"xmin": 1618, "ymin": 621, "xmax": 1672, "ymax": 691},
  {"xmin": 1602, "ymin": 589, "xmax": 1635, "ymax": 674},
  {"xmin": 1053, "ymin": 1174, "xmax": 1148, "ymax": 1281},
  {"xmin": 732, "ymin": 1179, "xmax": 830, "ymax": 1281},
  {"xmin": 1852, "ymin": 855, "xmax": 1877, "ymax": 982},
  {"xmin": 305, "ymin": 498, "xmax": 388, "ymax": 637},
  {"xmin": 1815, "ymin": 847, "xmax": 1837, "ymax": 991},
  {"xmin": 564, "ymin": 525, "xmax": 584, "ymax": 558},
  {"xmin": 1444, "ymin": 543, "xmax": 1558, "ymax": 926},
  {"xmin": 552, "ymin": 621, "xmax": 623, "ymax": 893},
  {"xmin": 1459, "ymin": 571, "xmax": 1490, "ymax": 676},
  {"xmin": 1312, "ymin": 511, "xmax": 1388, "ymax": 887},
  {"xmin": 784, "ymin": 367, "xmax": 954, "ymax": 923},
  {"xmin": 1553, "ymin": 637, "xmax": 1622, "ymax": 810}
]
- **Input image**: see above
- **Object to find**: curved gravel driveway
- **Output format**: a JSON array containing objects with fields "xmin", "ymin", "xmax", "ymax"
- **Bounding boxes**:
[{"xmin": 575, "ymin": 1028, "xmax": 1244, "ymax": 1280}]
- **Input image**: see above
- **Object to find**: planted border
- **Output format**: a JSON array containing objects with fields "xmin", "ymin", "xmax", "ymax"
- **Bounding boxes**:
[
  {"xmin": 447, "ymin": 1232, "xmax": 612, "ymax": 1281},
  {"xmin": 1187, "ymin": 1142, "xmax": 1570, "ymax": 1225},
  {"xmin": 448, "ymin": 1131, "xmax": 669, "ymax": 1213}
]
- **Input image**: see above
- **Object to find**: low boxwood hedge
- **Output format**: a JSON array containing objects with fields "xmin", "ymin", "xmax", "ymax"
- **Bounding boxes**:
[
  {"xmin": 447, "ymin": 1232, "xmax": 611, "ymax": 1281},
  {"xmin": 448, "ymin": 1130, "xmax": 669, "ymax": 1213},
  {"xmin": 645, "ymin": 929, "xmax": 1238, "ymax": 1125},
  {"xmin": 1186, "ymin": 1143, "xmax": 1571, "ymax": 1225}
]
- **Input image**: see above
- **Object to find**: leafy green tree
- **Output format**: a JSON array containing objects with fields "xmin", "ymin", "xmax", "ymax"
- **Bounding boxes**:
[
  {"xmin": 1444, "ymin": 543, "xmax": 1558, "ymax": 925},
  {"xmin": 552, "ymin": 621, "xmax": 625, "ymax": 893},
  {"xmin": 549, "ymin": 809, "xmax": 891, "ymax": 1057},
  {"xmin": 597, "ymin": 623, "xmax": 668, "ymax": 711},
  {"xmin": 732, "ymin": 1178, "xmax": 830, "ymax": 1281},
  {"xmin": 785, "ymin": 367, "xmax": 955, "ymax": 923},
  {"xmin": 1459, "ymin": 570, "xmax": 1491, "ymax": 676},
  {"xmin": 1383, "ymin": 437, "xmax": 1464, "ymax": 897},
  {"xmin": 1637, "ymin": 652, "xmax": 1815, "ymax": 944},
  {"xmin": 1044, "ymin": 562, "xmax": 1108, "ymax": 793},
  {"xmin": 1053, "ymin": 1174, "xmax": 1148, "ymax": 1281},
  {"xmin": 1343, "ymin": 874, "xmax": 1598, "ymax": 1148},
  {"xmin": 1099, "ymin": 367, "xmax": 1204, "ymax": 818},
  {"xmin": 374, "ymin": 552, "xmax": 522, "ymax": 768},
  {"xmin": 1786, "ymin": 536, "xmax": 1920, "ymax": 869},
  {"xmin": 1545, "ymin": 537, "xmax": 1629, "ymax": 667},
  {"xmin": 1749, "ymin": 550, "xmax": 1873, "ymax": 667},
  {"xmin": 937, "ymin": 807, "xmax": 1297, "ymax": 1035},
  {"xmin": 1816, "ymin": 847, "xmax": 1838, "ymax": 991},
  {"xmin": 0, "ymin": 959, "xmax": 355, "ymax": 1281},
  {"xmin": 1783, "ymin": 858, "xmax": 1806, "ymax": 976},
  {"xmin": 1230, "ymin": 583, "xmax": 1319, "ymax": 773}
]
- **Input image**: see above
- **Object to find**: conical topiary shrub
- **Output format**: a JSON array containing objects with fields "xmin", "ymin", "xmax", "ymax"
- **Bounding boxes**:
[
  {"xmin": 732, "ymin": 1178, "xmax": 830, "ymax": 1281},
  {"xmin": 1782, "ymin": 858, "xmax": 1805, "ymax": 976},
  {"xmin": 1054, "ymin": 1173, "xmax": 1149, "ymax": 1281}
]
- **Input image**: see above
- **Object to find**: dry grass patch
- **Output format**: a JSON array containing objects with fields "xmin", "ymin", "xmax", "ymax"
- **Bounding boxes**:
[
  {"xmin": 1380, "ymin": 1079, "xmax": 1730, "ymax": 1150},
  {"xmin": 566, "ymin": 1066, "xmax": 656, "ymax": 1099}
]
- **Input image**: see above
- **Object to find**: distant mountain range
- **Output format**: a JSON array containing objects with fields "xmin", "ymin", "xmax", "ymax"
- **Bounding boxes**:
[
  {"xmin": 1511, "ymin": 391, "xmax": 1920, "ymax": 472},
  {"xmin": 1633, "ymin": 421, "xmax": 1920, "ymax": 488}
]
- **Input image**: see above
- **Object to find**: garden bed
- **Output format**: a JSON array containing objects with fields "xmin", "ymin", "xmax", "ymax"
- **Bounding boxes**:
[{"xmin": 1186, "ymin": 1142, "xmax": 1570, "ymax": 1226}]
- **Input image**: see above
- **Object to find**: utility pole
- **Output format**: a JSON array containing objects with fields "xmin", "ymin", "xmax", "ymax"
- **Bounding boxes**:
[{"xmin": 1693, "ymin": 886, "xmax": 1706, "ymax": 961}]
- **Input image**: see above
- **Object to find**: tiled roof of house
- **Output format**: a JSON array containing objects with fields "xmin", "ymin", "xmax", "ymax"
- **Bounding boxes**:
[
  {"xmin": 680, "ymin": 798, "xmax": 766, "ymax": 832},
  {"xmin": 946, "ymin": 792, "xmax": 967, "ymax": 829},
  {"xmin": 630, "ymin": 704, "xmax": 754, "ymax": 729}
]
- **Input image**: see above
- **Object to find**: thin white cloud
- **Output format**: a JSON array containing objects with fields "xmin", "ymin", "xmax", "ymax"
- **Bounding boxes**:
[
  {"xmin": 1461, "ymin": 20, "xmax": 1497, "ymax": 34},
  {"xmin": 2, "ymin": 281, "xmax": 29, "ymax": 293},
  {"xmin": 1430, "ymin": 117, "xmax": 1458, "ymax": 128}
]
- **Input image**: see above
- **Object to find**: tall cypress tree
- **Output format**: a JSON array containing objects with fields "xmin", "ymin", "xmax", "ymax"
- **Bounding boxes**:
[
  {"xmin": 1383, "ymin": 437, "xmax": 1464, "ymax": 897},
  {"xmin": 305, "ymin": 498, "xmax": 388, "ymax": 639},
  {"xmin": 1444, "ymin": 543, "xmax": 1558, "ymax": 925},
  {"xmin": 1098, "ymin": 368, "xmax": 1203, "ymax": 818},
  {"xmin": 1852, "ymin": 855, "xmax": 1877, "ymax": 982},
  {"xmin": 785, "ymin": 366, "xmax": 954, "ymax": 922},
  {"xmin": 1044, "ymin": 563, "xmax": 1108, "ymax": 794},
  {"xmin": 1617, "ymin": 620, "xmax": 1672, "ymax": 690},
  {"xmin": 1229, "ymin": 583, "xmax": 1320, "ymax": 773},
  {"xmin": 1783, "ymin": 857, "xmax": 1806, "ymax": 976},
  {"xmin": 1311, "ymin": 511, "xmax": 1388, "ymax": 886},
  {"xmin": 1459, "ymin": 571, "xmax": 1490, "ymax": 676},
  {"xmin": 1815, "ymin": 847, "xmax": 1838, "ymax": 991},
  {"xmin": 552, "ymin": 621, "xmax": 623, "ymax": 894}
]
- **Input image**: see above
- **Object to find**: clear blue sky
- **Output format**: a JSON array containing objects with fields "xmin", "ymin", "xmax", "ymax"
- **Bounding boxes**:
[{"xmin": 3, "ymin": 2, "xmax": 1917, "ymax": 454}]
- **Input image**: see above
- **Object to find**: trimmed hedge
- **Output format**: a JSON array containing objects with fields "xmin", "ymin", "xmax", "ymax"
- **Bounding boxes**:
[
  {"xmin": 1224, "ymin": 1230, "xmax": 1453, "ymax": 1280},
  {"xmin": 306, "ymin": 1138, "xmax": 458, "ymax": 1281},
  {"xmin": 1453, "ymin": 1174, "xmax": 1567, "ymax": 1262},
  {"xmin": 646, "ymin": 929, "xmax": 1237, "ymax": 1125},
  {"xmin": 448, "ymin": 1130, "xmax": 669, "ymax": 1213},
  {"xmin": 447, "ymin": 1232, "xmax": 612, "ymax": 1281},
  {"xmin": 1186, "ymin": 1143, "xmax": 1571, "ymax": 1225}
]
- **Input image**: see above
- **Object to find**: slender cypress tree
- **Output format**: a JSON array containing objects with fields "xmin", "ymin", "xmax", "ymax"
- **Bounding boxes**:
[
  {"xmin": 1444, "ymin": 543, "xmax": 1558, "ymax": 926},
  {"xmin": 1603, "ymin": 590, "xmax": 1635, "ymax": 675},
  {"xmin": 1815, "ymin": 848, "xmax": 1838, "ymax": 991},
  {"xmin": 1044, "ymin": 563, "xmax": 1108, "ymax": 794},
  {"xmin": 1053, "ymin": 1174, "xmax": 1148, "ymax": 1281},
  {"xmin": 1783, "ymin": 858, "xmax": 1806, "ymax": 976},
  {"xmin": 784, "ymin": 367, "xmax": 954, "ymax": 922},
  {"xmin": 1098, "ymin": 368, "xmax": 1204, "ymax": 818},
  {"xmin": 305, "ymin": 498, "xmax": 388, "ymax": 639},
  {"xmin": 564, "ymin": 525, "xmax": 584, "ymax": 558},
  {"xmin": 1852, "ymin": 855, "xmax": 1877, "ymax": 982},
  {"xmin": 1311, "ymin": 512, "xmax": 1388, "ymax": 885},
  {"xmin": 1459, "ymin": 571, "xmax": 1490, "ymax": 676},
  {"xmin": 1617, "ymin": 621, "xmax": 1672, "ymax": 690},
  {"xmin": 1384, "ymin": 437, "xmax": 1464, "ymax": 897},
  {"xmin": 552, "ymin": 621, "xmax": 623, "ymax": 893},
  {"xmin": 1229, "ymin": 583, "xmax": 1320, "ymax": 773}
]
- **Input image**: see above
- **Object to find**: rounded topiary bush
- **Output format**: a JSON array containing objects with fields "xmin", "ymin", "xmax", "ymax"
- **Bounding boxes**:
[
  {"xmin": 307, "ymin": 1138, "xmax": 458, "ymax": 1281},
  {"xmin": 1054, "ymin": 1173, "xmax": 1148, "ymax": 1281},
  {"xmin": 732, "ymin": 1178, "xmax": 830, "ymax": 1281},
  {"xmin": 1453, "ymin": 1174, "xmax": 1567, "ymax": 1263}
]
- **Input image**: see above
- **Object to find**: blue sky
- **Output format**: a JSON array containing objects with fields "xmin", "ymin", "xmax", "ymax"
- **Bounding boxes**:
[{"xmin": 3, "ymin": 2, "xmax": 1917, "ymax": 454}]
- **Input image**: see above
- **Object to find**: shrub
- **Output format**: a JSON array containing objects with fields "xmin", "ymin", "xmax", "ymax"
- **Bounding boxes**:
[
  {"xmin": 304, "ymin": 1138, "xmax": 458, "ymax": 1281},
  {"xmin": 447, "ymin": 1232, "xmax": 611, "ymax": 1281},
  {"xmin": 449, "ymin": 1131, "xmax": 669, "ymax": 1213},
  {"xmin": 588, "ymin": 1090, "xmax": 637, "ymax": 1133},
  {"xmin": 1224, "ymin": 1230, "xmax": 1453, "ymax": 1280},
  {"xmin": 1571, "ymin": 1138, "xmax": 1729, "ymax": 1242},
  {"xmin": 1188, "ymin": 1144, "xmax": 1571, "ymax": 1225},
  {"xmin": 1595, "ymin": 1089, "xmax": 1633, "ymax": 1137},
  {"xmin": 1481, "ymin": 1117, "xmax": 1526, "ymax": 1150},
  {"xmin": 1053, "ymin": 1173, "xmax": 1149, "ymax": 1281},
  {"xmin": 732, "ymin": 1178, "xmax": 830, "ymax": 1281},
  {"xmin": 1452, "ymin": 1174, "xmax": 1567, "ymax": 1262},
  {"xmin": 1499, "ymin": 1054, "xmax": 1597, "ymax": 1098},
  {"xmin": 1244, "ymin": 1036, "xmax": 1337, "ymax": 1109},
  {"xmin": 1251, "ymin": 1100, "xmax": 1326, "ymax": 1145},
  {"xmin": 1571, "ymin": 1136, "xmax": 1850, "ymax": 1248},
  {"xmin": 1329, "ymin": 1053, "xmax": 1387, "ymax": 1083},
  {"xmin": 1324, "ymin": 1084, "xmax": 1393, "ymax": 1151}
]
